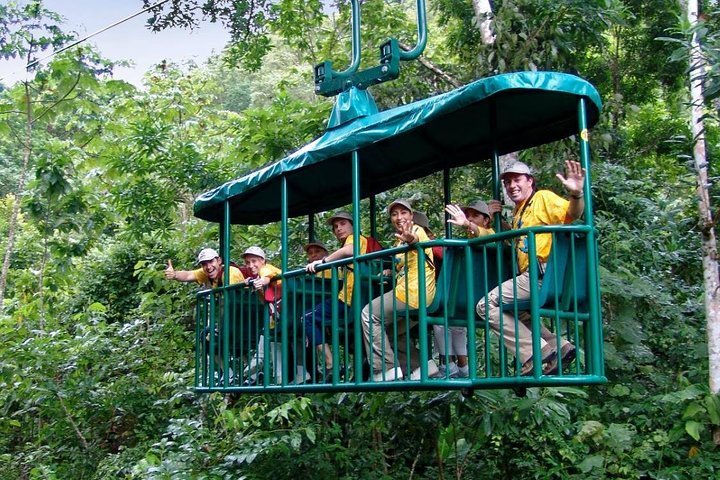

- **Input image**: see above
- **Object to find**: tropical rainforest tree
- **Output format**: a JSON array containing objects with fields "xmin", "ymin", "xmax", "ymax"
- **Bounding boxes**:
[{"xmin": 0, "ymin": 0, "xmax": 719, "ymax": 478}]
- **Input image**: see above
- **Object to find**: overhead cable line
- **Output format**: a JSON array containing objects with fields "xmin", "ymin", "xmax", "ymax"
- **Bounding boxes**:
[{"xmin": 26, "ymin": 0, "xmax": 173, "ymax": 70}]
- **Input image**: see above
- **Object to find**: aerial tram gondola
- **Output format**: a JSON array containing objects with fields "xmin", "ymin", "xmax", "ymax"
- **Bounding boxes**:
[{"xmin": 191, "ymin": 0, "xmax": 606, "ymax": 395}]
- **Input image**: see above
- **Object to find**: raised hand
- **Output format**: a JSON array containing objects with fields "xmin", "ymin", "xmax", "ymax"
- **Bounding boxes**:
[
  {"xmin": 394, "ymin": 219, "xmax": 417, "ymax": 243},
  {"xmin": 556, "ymin": 160, "xmax": 585, "ymax": 197},
  {"xmin": 164, "ymin": 259, "xmax": 176, "ymax": 280},
  {"xmin": 445, "ymin": 204, "xmax": 468, "ymax": 226}
]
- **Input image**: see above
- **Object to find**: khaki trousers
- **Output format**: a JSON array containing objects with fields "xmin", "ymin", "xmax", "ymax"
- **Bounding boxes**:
[
  {"xmin": 362, "ymin": 290, "xmax": 420, "ymax": 374},
  {"xmin": 476, "ymin": 270, "xmax": 568, "ymax": 364}
]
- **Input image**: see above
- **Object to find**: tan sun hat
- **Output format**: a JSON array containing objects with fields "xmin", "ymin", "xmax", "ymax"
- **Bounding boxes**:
[
  {"xmin": 413, "ymin": 211, "xmax": 431, "ymax": 231},
  {"xmin": 241, "ymin": 246, "xmax": 266, "ymax": 260},
  {"xmin": 500, "ymin": 161, "xmax": 533, "ymax": 179},
  {"xmin": 196, "ymin": 247, "xmax": 220, "ymax": 265},
  {"xmin": 387, "ymin": 198, "xmax": 413, "ymax": 214},
  {"xmin": 463, "ymin": 200, "xmax": 490, "ymax": 217},
  {"xmin": 326, "ymin": 211, "xmax": 353, "ymax": 225}
]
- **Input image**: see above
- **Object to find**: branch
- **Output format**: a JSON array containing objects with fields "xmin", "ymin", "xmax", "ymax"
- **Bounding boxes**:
[
  {"xmin": 56, "ymin": 392, "xmax": 89, "ymax": 451},
  {"xmin": 32, "ymin": 71, "xmax": 82, "ymax": 124},
  {"xmin": 398, "ymin": 42, "xmax": 462, "ymax": 88}
]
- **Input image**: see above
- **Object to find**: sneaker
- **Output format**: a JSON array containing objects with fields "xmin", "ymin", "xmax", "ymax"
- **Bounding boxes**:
[
  {"xmin": 453, "ymin": 365, "xmax": 469, "ymax": 378},
  {"xmin": 373, "ymin": 367, "xmax": 404, "ymax": 382},
  {"xmin": 410, "ymin": 360, "xmax": 440, "ymax": 380},
  {"xmin": 543, "ymin": 343, "xmax": 576, "ymax": 375},
  {"xmin": 431, "ymin": 362, "xmax": 459, "ymax": 379},
  {"xmin": 293, "ymin": 367, "xmax": 311, "ymax": 385}
]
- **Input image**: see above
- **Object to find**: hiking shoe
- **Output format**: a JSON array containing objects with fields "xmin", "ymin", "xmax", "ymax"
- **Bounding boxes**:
[
  {"xmin": 543, "ymin": 343, "xmax": 576, "ymax": 375},
  {"xmin": 520, "ymin": 348, "xmax": 556, "ymax": 376}
]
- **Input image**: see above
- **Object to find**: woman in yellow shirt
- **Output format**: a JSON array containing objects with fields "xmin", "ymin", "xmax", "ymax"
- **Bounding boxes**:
[{"xmin": 361, "ymin": 199, "xmax": 436, "ymax": 381}]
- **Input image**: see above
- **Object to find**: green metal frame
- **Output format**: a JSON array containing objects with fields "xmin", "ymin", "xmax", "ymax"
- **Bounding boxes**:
[
  {"xmin": 192, "ymin": 92, "xmax": 605, "ymax": 393},
  {"xmin": 314, "ymin": 0, "xmax": 427, "ymax": 97},
  {"xmin": 191, "ymin": 6, "xmax": 604, "ymax": 394}
]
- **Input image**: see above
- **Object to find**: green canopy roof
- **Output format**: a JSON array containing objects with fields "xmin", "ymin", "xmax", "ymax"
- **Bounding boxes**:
[{"xmin": 194, "ymin": 71, "xmax": 602, "ymax": 225}]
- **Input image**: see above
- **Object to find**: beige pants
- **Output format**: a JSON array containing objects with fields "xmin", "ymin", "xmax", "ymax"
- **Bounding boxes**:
[
  {"xmin": 361, "ymin": 290, "xmax": 420, "ymax": 374},
  {"xmin": 476, "ymin": 270, "xmax": 568, "ymax": 364}
]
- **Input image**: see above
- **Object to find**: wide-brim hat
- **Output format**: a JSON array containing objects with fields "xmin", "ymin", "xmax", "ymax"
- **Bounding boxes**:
[
  {"xmin": 463, "ymin": 200, "xmax": 490, "ymax": 217},
  {"xmin": 387, "ymin": 198, "xmax": 413, "ymax": 214},
  {"xmin": 196, "ymin": 247, "xmax": 220, "ymax": 265},
  {"xmin": 500, "ymin": 161, "xmax": 533, "ymax": 179},
  {"xmin": 303, "ymin": 241, "xmax": 328, "ymax": 253},
  {"xmin": 413, "ymin": 211, "xmax": 431, "ymax": 231},
  {"xmin": 241, "ymin": 246, "xmax": 266, "ymax": 260},
  {"xmin": 326, "ymin": 211, "xmax": 353, "ymax": 225}
]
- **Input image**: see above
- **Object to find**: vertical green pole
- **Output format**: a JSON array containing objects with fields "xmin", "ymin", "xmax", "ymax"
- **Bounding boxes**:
[
  {"xmin": 352, "ymin": 150, "xmax": 362, "ymax": 382},
  {"xmin": 280, "ymin": 176, "xmax": 289, "ymax": 386},
  {"xmin": 195, "ymin": 299, "xmax": 201, "ymax": 387},
  {"xmin": 527, "ymin": 232, "xmax": 541, "ymax": 377},
  {"xmin": 334, "ymin": 0, "xmax": 362, "ymax": 80},
  {"xmin": 465, "ymin": 245, "xmax": 477, "ymax": 379},
  {"xmin": 209, "ymin": 297, "xmax": 216, "ymax": 388},
  {"xmin": 443, "ymin": 167, "xmax": 451, "ymax": 239},
  {"xmin": 578, "ymin": 98, "xmax": 603, "ymax": 376},
  {"xmin": 398, "ymin": 0, "xmax": 428, "ymax": 60},
  {"xmin": 309, "ymin": 214, "xmax": 316, "ymax": 243},
  {"xmin": 222, "ymin": 202, "xmax": 231, "ymax": 386},
  {"xmin": 491, "ymin": 149, "xmax": 502, "ymax": 232},
  {"xmin": 490, "ymin": 99, "xmax": 507, "ymax": 372},
  {"xmin": 417, "ymin": 246, "xmax": 428, "ymax": 380},
  {"xmin": 490, "ymin": 99, "xmax": 502, "ymax": 233}
]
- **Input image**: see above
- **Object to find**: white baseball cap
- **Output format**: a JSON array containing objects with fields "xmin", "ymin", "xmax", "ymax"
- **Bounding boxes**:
[
  {"xmin": 242, "ymin": 246, "xmax": 266, "ymax": 260},
  {"xmin": 196, "ymin": 248, "xmax": 220, "ymax": 264}
]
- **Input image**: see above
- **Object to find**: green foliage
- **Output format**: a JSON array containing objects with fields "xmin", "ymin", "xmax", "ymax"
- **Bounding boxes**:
[
  {"xmin": 2, "ymin": 1, "xmax": 720, "ymax": 478},
  {"xmin": 0, "ymin": 0, "xmax": 75, "ymax": 68}
]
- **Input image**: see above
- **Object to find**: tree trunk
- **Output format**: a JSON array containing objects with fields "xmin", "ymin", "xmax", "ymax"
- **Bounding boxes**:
[
  {"xmin": 686, "ymin": 0, "xmax": 720, "ymax": 394},
  {"xmin": 470, "ymin": 0, "xmax": 516, "ymax": 204},
  {"xmin": 471, "ymin": 0, "xmax": 495, "ymax": 45},
  {"xmin": 0, "ymin": 82, "xmax": 33, "ymax": 309}
]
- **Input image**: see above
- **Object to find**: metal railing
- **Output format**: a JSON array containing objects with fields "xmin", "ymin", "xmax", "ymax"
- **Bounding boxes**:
[{"xmin": 195, "ymin": 224, "xmax": 604, "ymax": 393}]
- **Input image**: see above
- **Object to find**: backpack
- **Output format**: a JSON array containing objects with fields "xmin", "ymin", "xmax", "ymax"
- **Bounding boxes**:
[
  {"xmin": 366, "ymin": 236, "xmax": 385, "ymax": 253},
  {"xmin": 230, "ymin": 261, "xmax": 253, "ymax": 279}
]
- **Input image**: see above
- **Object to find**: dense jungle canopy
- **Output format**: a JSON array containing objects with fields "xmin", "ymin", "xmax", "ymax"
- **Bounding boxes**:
[{"xmin": 1, "ymin": 0, "xmax": 720, "ymax": 478}]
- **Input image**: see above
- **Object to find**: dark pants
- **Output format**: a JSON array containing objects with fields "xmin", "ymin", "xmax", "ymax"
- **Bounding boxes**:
[{"xmin": 303, "ymin": 298, "xmax": 349, "ymax": 346}]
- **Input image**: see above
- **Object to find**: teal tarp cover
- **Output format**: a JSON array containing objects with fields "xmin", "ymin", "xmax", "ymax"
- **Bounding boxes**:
[{"xmin": 194, "ymin": 71, "xmax": 602, "ymax": 225}]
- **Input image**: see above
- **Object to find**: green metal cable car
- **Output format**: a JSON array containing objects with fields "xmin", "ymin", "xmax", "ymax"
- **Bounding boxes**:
[{"xmin": 190, "ymin": 0, "xmax": 606, "ymax": 395}]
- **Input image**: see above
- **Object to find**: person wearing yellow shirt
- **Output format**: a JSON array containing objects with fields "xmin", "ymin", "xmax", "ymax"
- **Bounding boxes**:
[
  {"xmin": 433, "ymin": 200, "xmax": 496, "ymax": 378},
  {"xmin": 241, "ymin": 246, "xmax": 288, "ymax": 386},
  {"xmin": 362, "ymin": 199, "xmax": 437, "ymax": 381},
  {"xmin": 477, "ymin": 160, "xmax": 583, "ymax": 376},
  {"xmin": 165, "ymin": 247, "xmax": 245, "ymax": 383},
  {"xmin": 304, "ymin": 211, "xmax": 369, "ymax": 383},
  {"xmin": 164, "ymin": 247, "xmax": 245, "ymax": 287},
  {"xmin": 304, "ymin": 241, "xmax": 332, "ymax": 279}
]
